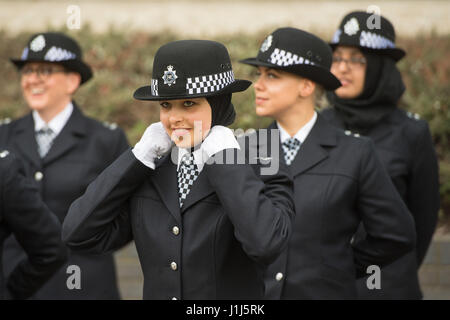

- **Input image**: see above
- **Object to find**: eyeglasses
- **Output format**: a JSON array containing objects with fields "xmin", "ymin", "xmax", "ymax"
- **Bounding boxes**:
[
  {"xmin": 20, "ymin": 65, "xmax": 67, "ymax": 79},
  {"xmin": 332, "ymin": 56, "xmax": 367, "ymax": 69}
]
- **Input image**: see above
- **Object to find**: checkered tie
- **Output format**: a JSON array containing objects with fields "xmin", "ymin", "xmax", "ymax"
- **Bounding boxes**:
[
  {"xmin": 177, "ymin": 153, "xmax": 199, "ymax": 207},
  {"xmin": 36, "ymin": 126, "xmax": 56, "ymax": 158},
  {"xmin": 282, "ymin": 138, "xmax": 301, "ymax": 165}
]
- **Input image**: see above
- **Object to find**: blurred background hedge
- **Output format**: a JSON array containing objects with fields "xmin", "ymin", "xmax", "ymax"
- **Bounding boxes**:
[{"xmin": 0, "ymin": 26, "xmax": 449, "ymax": 226}]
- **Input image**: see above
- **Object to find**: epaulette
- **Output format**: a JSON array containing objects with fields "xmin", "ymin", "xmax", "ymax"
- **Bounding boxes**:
[
  {"xmin": 406, "ymin": 111, "xmax": 421, "ymax": 120},
  {"xmin": 0, "ymin": 118, "xmax": 11, "ymax": 126},
  {"xmin": 102, "ymin": 121, "xmax": 118, "ymax": 130},
  {"xmin": 344, "ymin": 130, "xmax": 361, "ymax": 138},
  {"xmin": 0, "ymin": 150, "xmax": 10, "ymax": 158}
]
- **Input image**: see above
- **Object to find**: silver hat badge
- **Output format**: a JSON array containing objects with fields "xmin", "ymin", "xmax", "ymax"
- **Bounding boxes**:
[
  {"xmin": 260, "ymin": 35, "xmax": 273, "ymax": 52},
  {"xmin": 162, "ymin": 65, "xmax": 178, "ymax": 86},
  {"xmin": 30, "ymin": 35, "xmax": 46, "ymax": 52}
]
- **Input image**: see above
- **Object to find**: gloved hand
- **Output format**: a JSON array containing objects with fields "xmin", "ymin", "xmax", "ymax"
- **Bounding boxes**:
[
  {"xmin": 132, "ymin": 122, "xmax": 173, "ymax": 169},
  {"xmin": 201, "ymin": 125, "xmax": 240, "ymax": 158}
]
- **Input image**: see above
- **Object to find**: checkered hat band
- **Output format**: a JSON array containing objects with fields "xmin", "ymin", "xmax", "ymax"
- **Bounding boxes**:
[
  {"xmin": 186, "ymin": 70, "xmax": 235, "ymax": 95},
  {"xmin": 331, "ymin": 29, "xmax": 342, "ymax": 44},
  {"xmin": 269, "ymin": 48, "xmax": 315, "ymax": 67},
  {"xmin": 44, "ymin": 46, "xmax": 77, "ymax": 62},
  {"xmin": 360, "ymin": 31, "xmax": 395, "ymax": 49},
  {"xmin": 151, "ymin": 79, "xmax": 158, "ymax": 96},
  {"xmin": 331, "ymin": 29, "xmax": 395, "ymax": 50}
]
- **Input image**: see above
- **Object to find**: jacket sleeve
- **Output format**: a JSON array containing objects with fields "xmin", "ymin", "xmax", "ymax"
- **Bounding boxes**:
[
  {"xmin": 407, "ymin": 122, "xmax": 440, "ymax": 266},
  {"xmin": 62, "ymin": 149, "xmax": 150, "ymax": 254},
  {"xmin": 2, "ymin": 156, "xmax": 67, "ymax": 299},
  {"xmin": 352, "ymin": 139, "xmax": 416, "ymax": 277},
  {"xmin": 204, "ymin": 145, "xmax": 295, "ymax": 266}
]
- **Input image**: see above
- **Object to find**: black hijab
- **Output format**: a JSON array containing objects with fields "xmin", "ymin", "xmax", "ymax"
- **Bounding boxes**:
[
  {"xmin": 329, "ymin": 51, "xmax": 405, "ymax": 133},
  {"xmin": 206, "ymin": 93, "xmax": 236, "ymax": 127}
]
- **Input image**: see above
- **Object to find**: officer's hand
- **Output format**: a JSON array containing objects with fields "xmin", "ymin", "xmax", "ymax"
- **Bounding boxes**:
[{"xmin": 132, "ymin": 122, "xmax": 173, "ymax": 169}]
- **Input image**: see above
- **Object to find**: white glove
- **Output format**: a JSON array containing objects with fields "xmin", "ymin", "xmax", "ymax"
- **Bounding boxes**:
[
  {"xmin": 201, "ymin": 125, "xmax": 240, "ymax": 159},
  {"xmin": 132, "ymin": 122, "xmax": 173, "ymax": 169}
]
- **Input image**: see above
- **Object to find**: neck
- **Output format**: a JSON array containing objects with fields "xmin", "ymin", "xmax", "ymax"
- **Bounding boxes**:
[
  {"xmin": 37, "ymin": 100, "xmax": 71, "ymax": 123},
  {"xmin": 276, "ymin": 101, "xmax": 315, "ymax": 137}
]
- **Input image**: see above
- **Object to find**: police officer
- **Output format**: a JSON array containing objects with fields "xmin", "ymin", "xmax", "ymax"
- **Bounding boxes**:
[
  {"xmin": 1, "ymin": 32, "xmax": 129, "ymax": 299},
  {"xmin": 62, "ymin": 40, "xmax": 295, "ymax": 300},
  {"xmin": 322, "ymin": 11, "xmax": 440, "ymax": 299},
  {"xmin": 0, "ymin": 150, "xmax": 66, "ymax": 299},
  {"xmin": 240, "ymin": 27, "xmax": 416, "ymax": 299}
]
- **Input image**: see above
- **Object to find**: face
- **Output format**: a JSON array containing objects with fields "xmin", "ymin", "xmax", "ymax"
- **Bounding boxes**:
[
  {"xmin": 331, "ymin": 46, "xmax": 367, "ymax": 99},
  {"xmin": 20, "ymin": 62, "xmax": 80, "ymax": 114},
  {"xmin": 159, "ymin": 97, "xmax": 212, "ymax": 148},
  {"xmin": 253, "ymin": 67, "xmax": 305, "ymax": 118}
]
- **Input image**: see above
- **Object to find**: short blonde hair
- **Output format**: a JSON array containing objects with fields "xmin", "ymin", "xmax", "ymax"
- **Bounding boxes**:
[{"xmin": 314, "ymin": 84, "xmax": 330, "ymax": 110}]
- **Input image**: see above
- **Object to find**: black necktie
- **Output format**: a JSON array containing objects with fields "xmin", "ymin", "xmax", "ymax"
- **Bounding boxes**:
[
  {"xmin": 36, "ymin": 126, "xmax": 56, "ymax": 158},
  {"xmin": 282, "ymin": 137, "xmax": 301, "ymax": 165},
  {"xmin": 177, "ymin": 153, "xmax": 199, "ymax": 207}
]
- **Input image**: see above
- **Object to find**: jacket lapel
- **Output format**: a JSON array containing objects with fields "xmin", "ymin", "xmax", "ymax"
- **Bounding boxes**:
[
  {"xmin": 272, "ymin": 115, "xmax": 337, "ymax": 177},
  {"xmin": 151, "ymin": 152, "xmax": 182, "ymax": 224},
  {"xmin": 180, "ymin": 170, "xmax": 214, "ymax": 214},
  {"xmin": 12, "ymin": 114, "xmax": 41, "ymax": 168},
  {"xmin": 42, "ymin": 103, "xmax": 86, "ymax": 166}
]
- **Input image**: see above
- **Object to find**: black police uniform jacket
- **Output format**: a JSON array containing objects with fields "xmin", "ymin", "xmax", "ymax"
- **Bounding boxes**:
[
  {"xmin": 321, "ymin": 107, "xmax": 440, "ymax": 299},
  {"xmin": 0, "ymin": 103, "xmax": 129, "ymax": 299},
  {"xmin": 263, "ymin": 114, "xmax": 416, "ymax": 299},
  {"xmin": 0, "ymin": 151, "xmax": 67, "ymax": 299},
  {"xmin": 62, "ymin": 139, "xmax": 295, "ymax": 300}
]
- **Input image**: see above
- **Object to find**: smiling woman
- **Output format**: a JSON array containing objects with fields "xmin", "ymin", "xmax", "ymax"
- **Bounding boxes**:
[
  {"xmin": 159, "ymin": 97, "xmax": 212, "ymax": 149},
  {"xmin": 62, "ymin": 39, "xmax": 296, "ymax": 300},
  {"xmin": 1, "ymin": 32, "xmax": 129, "ymax": 300},
  {"xmin": 20, "ymin": 62, "xmax": 80, "ymax": 122}
]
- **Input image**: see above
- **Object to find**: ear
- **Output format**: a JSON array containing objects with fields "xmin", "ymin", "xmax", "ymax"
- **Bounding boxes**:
[
  {"xmin": 298, "ymin": 78, "xmax": 316, "ymax": 98},
  {"xmin": 66, "ymin": 72, "xmax": 81, "ymax": 95}
]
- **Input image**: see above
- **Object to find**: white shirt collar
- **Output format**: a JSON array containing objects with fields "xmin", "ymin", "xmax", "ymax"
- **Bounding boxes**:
[
  {"xmin": 33, "ymin": 102, "xmax": 74, "ymax": 135},
  {"xmin": 177, "ymin": 146, "xmax": 207, "ymax": 173},
  {"xmin": 277, "ymin": 111, "xmax": 317, "ymax": 143},
  {"xmin": 176, "ymin": 125, "xmax": 239, "ymax": 174}
]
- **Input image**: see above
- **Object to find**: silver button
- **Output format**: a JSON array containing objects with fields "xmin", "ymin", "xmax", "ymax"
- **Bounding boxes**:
[
  {"xmin": 172, "ymin": 226, "xmax": 180, "ymax": 236},
  {"xmin": 34, "ymin": 171, "xmax": 44, "ymax": 181},
  {"xmin": 275, "ymin": 272, "xmax": 283, "ymax": 281},
  {"xmin": 0, "ymin": 150, "xmax": 9, "ymax": 158},
  {"xmin": 170, "ymin": 262, "xmax": 177, "ymax": 271}
]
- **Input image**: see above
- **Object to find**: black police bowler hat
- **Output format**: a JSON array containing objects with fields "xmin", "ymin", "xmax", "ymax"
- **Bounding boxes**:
[
  {"xmin": 10, "ymin": 32, "xmax": 93, "ymax": 84},
  {"xmin": 330, "ymin": 11, "xmax": 406, "ymax": 61},
  {"xmin": 133, "ymin": 40, "xmax": 251, "ymax": 101},
  {"xmin": 240, "ymin": 27, "xmax": 341, "ymax": 91}
]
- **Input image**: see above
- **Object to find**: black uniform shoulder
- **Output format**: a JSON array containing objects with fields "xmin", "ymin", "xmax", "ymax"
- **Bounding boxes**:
[
  {"xmin": 389, "ymin": 108, "xmax": 430, "ymax": 142},
  {"xmin": 0, "ymin": 150, "xmax": 22, "ymax": 180},
  {"xmin": 319, "ymin": 107, "xmax": 336, "ymax": 121},
  {"xmin": 83, "ymin": 115, "xmax": 122, "ymax": 135},
  {"xmin": 333, "ymin": 125, "xmax": 374, "ymax": 159}
]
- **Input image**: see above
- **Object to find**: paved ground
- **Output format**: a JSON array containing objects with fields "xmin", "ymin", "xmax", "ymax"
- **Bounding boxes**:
[
  {"xmin": 0, "ymin": 0, "xmax": 449, "ymax": 37},
  {"xmin": 115, "ymin": 231, "xmax": 450, "ymax": 300}
]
